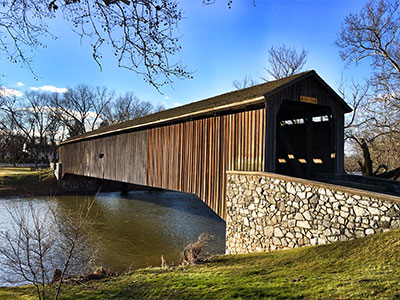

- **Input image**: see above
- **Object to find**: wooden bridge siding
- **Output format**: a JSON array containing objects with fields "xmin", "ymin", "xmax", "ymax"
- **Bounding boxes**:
[
  {"xmin": 144, "ymin": 108, "xmax": 265, "ymax": 218},
  {"xmin": 59, "ymin": 107, "xmax": 266, "ymax": 219},
  {"xmin": 60, "ymin": 130, "xmax": 149, "ymax": 186}
]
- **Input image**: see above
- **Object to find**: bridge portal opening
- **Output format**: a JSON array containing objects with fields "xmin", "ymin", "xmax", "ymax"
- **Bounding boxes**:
[{"xmin": 275, "ymin": 100, "xmax": 335, "ymax": 179}]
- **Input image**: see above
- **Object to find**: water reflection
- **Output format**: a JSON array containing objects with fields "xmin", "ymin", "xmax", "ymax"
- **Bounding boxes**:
[{"xmin": 0, "ymin": 190, "xmax": 226, "ymax": 285}]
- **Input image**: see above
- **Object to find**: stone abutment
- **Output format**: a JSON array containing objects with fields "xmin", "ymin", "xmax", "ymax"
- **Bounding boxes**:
[{"xmin": 225, "ymin": 171, "xmax": 400, "ymax": 254}]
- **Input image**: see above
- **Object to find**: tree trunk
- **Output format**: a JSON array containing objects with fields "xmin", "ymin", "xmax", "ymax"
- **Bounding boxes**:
[{"xmin": 359, "ymin": 140, "xmax": 373, "ymax": 176}]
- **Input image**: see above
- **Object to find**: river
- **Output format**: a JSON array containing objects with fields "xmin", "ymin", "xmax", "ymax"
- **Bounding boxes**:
[{"xmin": 0, "ymin": 190, "xmax": 226, "ymax": 285}]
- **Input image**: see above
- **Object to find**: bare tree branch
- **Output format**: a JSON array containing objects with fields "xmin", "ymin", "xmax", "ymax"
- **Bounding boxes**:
[
  {"xmin": 264, "ymin": 44, "xmax": 308, "ymax": 80},
  {"xmin": 0, "ymin": 0, "xmax": 192, "ymax": 89},
  {"xmin": 232, "ymin": 75, "xmax": 257, "ymax": 90}
]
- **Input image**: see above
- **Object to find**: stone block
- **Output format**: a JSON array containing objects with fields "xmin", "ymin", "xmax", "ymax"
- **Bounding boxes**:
[
  {"xmin": 286, "ymin": 232, "xmax": 295, "ymax": 239},
  {"xmin": 365, "ymin": 228, "xmax": 375, "ymax": 235},
  {"xmin": 298, "ymin": 192, "xmax": 306, "ymax": 199},
  {"xmin": 288, "ymin": 219, "xmax": 296, "ymax": 228},
  {"xmin": 272, "ymin": 237, "xmax": 282, "ymax": 246},
  {"xmin": 303, "ymin": 211, "xmax": 312, "ymax": 221},
  {"xmin": 353, "ymin": 206, "xmax": 368, "ymax": 217},
  {"xmin": 264, "ymin": 226, "xmax": 274, "ymax": 237},
  {"xmin": 310, "ymin": 238, "xmax": 317, "ymax": 245},
  {"xmin": 323, "ymin": 228, "xmax": 332, "ymax": 236},
  {"xmin": 274, "ymin": 227, "xmax": 284, "ymax": 237},
  {"xmin": 294, "ymin": 213, "xmax": 304, "ymax": 220},
  {"xmin": 297, "ymin": 221, "xmax": 311, "ymax": 229},
  {"xmin": 339, "ymin": 211, "xmax": 349, "ymax": 219},
  {"xmin": 367, "ymin": 207, "xmax": 381, "ymax": 215}
]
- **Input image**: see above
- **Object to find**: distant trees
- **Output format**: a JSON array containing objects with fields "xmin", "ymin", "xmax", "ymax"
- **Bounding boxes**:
[
  {"xmin": 232, "ymin": 44, "xmax": 308, "ymax": 89},
  {"xmin": 232, "ymin": 75, "xmax": 258, "ymax": 90},
  {"xmin": 101, "ymin": 92, "xmax": 165, "ymax": 126},
  {"xmin": 48, "ymin": 86, "xmax": 114, "ymax": 137},
  {"xmin": 0, "ymin": 85, "xmax": 164, "ymax": 165},
  {"xmin": 0, "ymin": 92, "xmax": 59, "ymax": 166},
  {"xmin": 337, "ymin": 0, "xmax": 400, "ymax": 179},
  {"xmin": 0, "ymin": 132, "xmax": 26, "ymax": 166}
]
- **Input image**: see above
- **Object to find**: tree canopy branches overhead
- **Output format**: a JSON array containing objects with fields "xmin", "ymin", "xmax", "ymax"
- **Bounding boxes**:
[{"xmin": 0, "ymin": 0, "xmax": 191, "ymax": 89}]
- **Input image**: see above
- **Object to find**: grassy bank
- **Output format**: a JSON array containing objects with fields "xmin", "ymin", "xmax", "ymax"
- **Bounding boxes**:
[
  {"xmin": 2, "ymin": 228, "xmax": 400, "ymax": 299},
  {"xmin": 0, "ymin": 167, "xmax": 56, "ymax": 197}
]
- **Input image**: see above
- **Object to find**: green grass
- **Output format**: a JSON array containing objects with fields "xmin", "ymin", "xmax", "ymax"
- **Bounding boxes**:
[
  {"xmin": 0, "ymin": 167, "xmax": 56, "ymax": 197},
  {"xmin": 2, "ymin": 228, "xmax": 400, "ymax": 299}
]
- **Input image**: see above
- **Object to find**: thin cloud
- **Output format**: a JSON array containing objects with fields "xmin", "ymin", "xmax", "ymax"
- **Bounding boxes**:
[
  {"xmin": 30, "ymin": 85, "xmax": 68, "ymax": 93},
  {"xmin": 0, "ymin": 87, "xmax": 22, "ymax": 97},
  {"xmin": 173, "ymin": 102, "xmax": 181, "ymax": 108},
  {"xmin": 16, "ymin": 82, "xmax": 24, "ymax": 87}
]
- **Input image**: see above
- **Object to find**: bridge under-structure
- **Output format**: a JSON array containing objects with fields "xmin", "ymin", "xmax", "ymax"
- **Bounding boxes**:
[{"xmin": 58, "ymin": 70, "xmax": 352, "ymax": 220}]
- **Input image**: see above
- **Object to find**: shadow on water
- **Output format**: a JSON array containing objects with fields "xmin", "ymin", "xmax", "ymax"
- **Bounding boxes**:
[{"xmin": 121, "ymin": 189, "xmax": 226, "ymax": 223}]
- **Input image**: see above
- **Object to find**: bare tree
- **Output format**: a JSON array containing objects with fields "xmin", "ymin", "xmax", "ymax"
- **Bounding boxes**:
[
  {"xmin": 49, "ymin": 85, "xmax": 113, "ymax": 137},
  {"xmin": 0, "ymin": 199, "xmax": 96, "ymax": 300},
  {"xmin": 336, "ymin": 0, "xmax": 400, "ymax": 179},
  {"xmin": 336, "ymin": 0, "xmax": 400, "ymax": 80},
  {"xmin": 0, "ymin": 132, "xmax": 26, "ymax": 166},
  {"xmin": 0, "ymin": 0, "xmax": 191, "ymax": 89},
  {"xmin": 336, "ymin": 0, "xmax": 400, "ymax": 112},
  {"xmin": 338, "ymin": 76, "xmax": 400, "ymax": 178},
  {"xmin": 102, "ymin": 92, "xmax": 164, "ymax": 125},
  {"xmin": 232, "ymin": 75, "xmax": 257, "ymax": 90},
  {"xmin": 0, "ymin": 104, "xmax": 27, "ymax": 165},
  {"xmin": 232, "ymin": 44, "xmax": 307, "ymax": 89},
  {"xmin": 0, "ymin": 202, "xmax": 57, "ymax": 299},
  {"xmin": 263, "ymin": 44, "xmax": 308, "ymax": 80},
  {"xmin": 0, "ymin": 92, "xmax": 59, "ymax": 167}
]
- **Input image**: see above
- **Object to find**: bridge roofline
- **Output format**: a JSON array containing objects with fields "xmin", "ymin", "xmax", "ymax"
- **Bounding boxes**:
[{"xmin": 60, "ymin": 70, "xmax": 351, "ymax": 145}]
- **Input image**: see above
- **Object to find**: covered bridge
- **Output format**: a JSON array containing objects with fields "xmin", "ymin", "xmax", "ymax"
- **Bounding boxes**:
[{"xmin": 58, "ymin": 70, "xmax": 352, "ymax": 219}]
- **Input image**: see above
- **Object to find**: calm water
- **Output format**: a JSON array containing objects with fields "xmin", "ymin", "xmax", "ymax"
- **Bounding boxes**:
[{"xmin": 0, "ymin": 190, "xmax": 225, "ymax": 285}]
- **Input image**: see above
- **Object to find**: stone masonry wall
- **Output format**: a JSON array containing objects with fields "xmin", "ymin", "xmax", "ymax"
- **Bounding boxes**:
[{"xmin": 226, "ymin": 171, "xmax": 400, "ymax": 254}]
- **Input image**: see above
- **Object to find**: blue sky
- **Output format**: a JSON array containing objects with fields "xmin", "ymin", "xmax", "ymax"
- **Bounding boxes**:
[{"xmin": 0, "ymin": 0, "xmax": 370, "ymax": 108}]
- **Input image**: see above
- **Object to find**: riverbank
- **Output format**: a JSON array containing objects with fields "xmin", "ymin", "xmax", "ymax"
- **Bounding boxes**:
[
  {"xmin": 2, "ymin": 228, "xmax": 400, "ymax": 299},
  {"xmin": 0, "ymin": 167, "xmax": 56, "ymax": 197}
]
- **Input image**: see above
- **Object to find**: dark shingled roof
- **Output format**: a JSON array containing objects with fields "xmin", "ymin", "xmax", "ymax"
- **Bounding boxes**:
[{"xmin": 61, "ymin": 70, "xmax": 351, "ymax": 145}]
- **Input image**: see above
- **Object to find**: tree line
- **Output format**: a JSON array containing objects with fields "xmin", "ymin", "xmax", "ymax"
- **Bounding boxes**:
[{"xmin": 0, "ymin": 86, "xmax": 164, "ymax": 166}]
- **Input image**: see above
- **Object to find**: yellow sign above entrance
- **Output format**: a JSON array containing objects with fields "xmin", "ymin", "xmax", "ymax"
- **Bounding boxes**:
[{"xmin": 300, "ymin": 96, "xmax": 318, "ymax": 104}]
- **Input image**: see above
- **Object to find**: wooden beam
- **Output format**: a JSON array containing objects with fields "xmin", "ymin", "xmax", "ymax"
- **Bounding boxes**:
[
  {"xmin": 265, "ymin": 98, "xmax": 281, "ymax": 172},
  {"xmin": 306, "ymin": 116, "xmax": 313, "ymax": 178},
  {"xmin": 277, "ymin": 124, "xmax": 304, "ymax": 178},
  {"xmin": 328, "ymin": 113, "xmax": 336, "ymax": 173},
  {"xmin": 333, "ymin": 110, "xmax": 344, "ymax": 174}
]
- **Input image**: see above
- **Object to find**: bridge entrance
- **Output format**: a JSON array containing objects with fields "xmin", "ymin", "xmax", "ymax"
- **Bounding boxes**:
[{"xmin": 275, "ymin": 100, "xmax": 335, "ymax": 179}]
